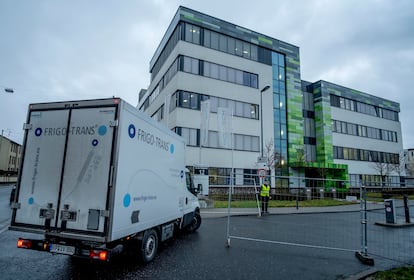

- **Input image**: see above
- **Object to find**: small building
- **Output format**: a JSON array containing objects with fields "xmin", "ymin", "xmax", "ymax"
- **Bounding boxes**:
[{"xmin": 0, "ymin": 135, "xmax": 22, "ymax": 183}]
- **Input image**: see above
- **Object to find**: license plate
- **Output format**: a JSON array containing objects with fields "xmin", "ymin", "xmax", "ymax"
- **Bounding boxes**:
[{"xmin": 50, "ymin": 244, "xmax": 75, "ymax": 255}]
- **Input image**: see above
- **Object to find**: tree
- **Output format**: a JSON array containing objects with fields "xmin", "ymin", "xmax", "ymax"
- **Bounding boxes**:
[
  {"xmin": 371, "ymin": 161, "xmax": 391, "ymax": 189},
  {"xmin": 390, "ymin": 150, "xmax": 406, "ymax": 187}
]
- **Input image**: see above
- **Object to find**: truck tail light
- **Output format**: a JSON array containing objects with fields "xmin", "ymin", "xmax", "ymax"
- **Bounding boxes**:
[
  {"xmin": 89, "ymin": 249, "xmax": 108, "ymax": 261},
  {"xmin": 17, "ymin": 238, "xmax": 32, "ymax": 249}
]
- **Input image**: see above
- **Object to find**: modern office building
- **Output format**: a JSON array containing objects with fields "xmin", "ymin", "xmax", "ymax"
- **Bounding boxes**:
[{"xmin": 138, "ymin": 6, "xmax": 403, "ymax": 190}]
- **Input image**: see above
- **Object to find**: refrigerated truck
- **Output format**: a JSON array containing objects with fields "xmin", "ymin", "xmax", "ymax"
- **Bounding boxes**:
[{"xmin": 9, "ymin": 98, "xmax": 201, "ymax": 263}]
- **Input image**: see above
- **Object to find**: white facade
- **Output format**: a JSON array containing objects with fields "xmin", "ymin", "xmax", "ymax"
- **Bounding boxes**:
[
  {"xmin": 332, "ymin": 107, "xmax": 403, "ymax": 176},
  {"xmin": 139, "ymin": 7, "xmax": 404, "ymax": 188}
]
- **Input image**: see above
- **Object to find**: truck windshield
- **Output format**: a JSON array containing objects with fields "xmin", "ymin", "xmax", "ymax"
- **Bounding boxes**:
[{"xmin": 186, "ymin": 172, "xmax": 195, "ymax": 194}]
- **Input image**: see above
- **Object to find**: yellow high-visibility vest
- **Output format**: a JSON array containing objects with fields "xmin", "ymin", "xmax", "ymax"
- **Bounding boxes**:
[{"xmin": 260, "ymin": 184, "xmax": 270, "ymax": 197}]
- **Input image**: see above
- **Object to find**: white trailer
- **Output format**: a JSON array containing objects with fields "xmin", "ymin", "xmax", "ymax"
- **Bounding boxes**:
[{"xmin": 10, "ymin": 98, "xmax": 201, "ymax": 263}]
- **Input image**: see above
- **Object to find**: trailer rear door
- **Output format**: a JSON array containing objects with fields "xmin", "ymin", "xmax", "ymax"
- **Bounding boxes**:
[
  {"xmin": 57, "ymin": 107, "xmax": 116, "ymax": 233},
  {"xmin": 14, "ymin": 110, "xmax": 69, "ymax": 228}
]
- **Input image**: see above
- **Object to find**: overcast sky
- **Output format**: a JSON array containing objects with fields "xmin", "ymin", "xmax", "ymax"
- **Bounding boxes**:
[{"xmin": 1, "ymin": 0, "xmax": 413, "ymax": 148}]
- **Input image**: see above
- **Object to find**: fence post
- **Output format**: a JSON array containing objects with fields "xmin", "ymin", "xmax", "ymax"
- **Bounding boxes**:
[
  {"xmin": 355, "ymin": 186, "xmax": 374, "ymax": 265},
  {"xmin": 226, "ymin": 175, "xmax": 233, "ymax": 247},
  {"xmin": 404, "ymin": 195, "xmax": 411, "ymax": 224}
]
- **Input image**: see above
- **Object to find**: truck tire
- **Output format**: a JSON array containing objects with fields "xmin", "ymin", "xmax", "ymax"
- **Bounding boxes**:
[
  {"xmin": 187, "ymin": 212, "xmax": 202, "ymax": 232},
  {"xmin": 140, "ymin": 229, "xmax": 158, "ymax": 264}
]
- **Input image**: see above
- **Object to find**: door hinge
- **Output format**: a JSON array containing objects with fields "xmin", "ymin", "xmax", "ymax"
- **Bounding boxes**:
[
  {"xmin": 100, "ymin": 210, "xmax": 110, "ymax": 217},
  {"xmin": 10, "ymin": 202, "xmax": 21, "ymax": 209},
  {"xmin": 23, "ymin": 123, "xmax": 32, "ymax": 130},
  {"xmin": 109, "ymin": 120, "xmax": 119, "ymax": 127}
]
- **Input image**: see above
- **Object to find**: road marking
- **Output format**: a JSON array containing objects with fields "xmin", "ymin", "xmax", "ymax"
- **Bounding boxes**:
[{"xmin": 0, "ymin": 218, "xmax": 11, "ymax": 234}]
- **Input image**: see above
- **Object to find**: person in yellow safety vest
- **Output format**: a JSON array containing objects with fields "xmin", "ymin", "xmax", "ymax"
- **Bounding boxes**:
[{"xmin": 260, "ymin": 180, "xmax": 271, "ymax": 214}]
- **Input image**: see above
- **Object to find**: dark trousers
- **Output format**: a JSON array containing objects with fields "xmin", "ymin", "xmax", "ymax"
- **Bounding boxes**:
[{"xmin": 261, "ymin": 196, "xmax": 269, "ymax": 213}]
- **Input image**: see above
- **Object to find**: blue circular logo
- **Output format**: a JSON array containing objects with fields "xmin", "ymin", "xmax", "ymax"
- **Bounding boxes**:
[
  {"xmin": 28, "ymin": 197, "xmax": 34, "ymax": 205},
  {"xmin": 35, "ymin": 128, "xmax": 42, "ymax": 136},
  {"xmin": 123, "ymin": 193, "xmax": 131, "ymax": 207},
  {"xmin": 98, "ymin": 125, "xmax": 107, "ymax": 136},
  {"xmin": 128, "ymin": 124, "xmax": 136, "ymax": 138},
  {"xmin": 92, "ymin": 139, "xmax": 99, "ymax": 146},
  {"xmin": 170, "ymin": 144, "xmax": 175, "ymax": 154}
]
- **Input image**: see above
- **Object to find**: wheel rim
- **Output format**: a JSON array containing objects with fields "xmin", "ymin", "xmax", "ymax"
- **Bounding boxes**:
[{"xmin": 144, "ymin": 235, "xmax": 156, "ymax": 259}]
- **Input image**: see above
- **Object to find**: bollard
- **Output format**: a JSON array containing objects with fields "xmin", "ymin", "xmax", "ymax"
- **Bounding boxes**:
[
  {"xmin": 319, "ymin": 188, "xmax": 324, "ymax": 199},
  {"xmin": 306, "ymin": 188, "xmax": 311, "ymax": 200},
  {"xmin": 404, "ymin": 195, "xmax": 410, "ymax": 224}
]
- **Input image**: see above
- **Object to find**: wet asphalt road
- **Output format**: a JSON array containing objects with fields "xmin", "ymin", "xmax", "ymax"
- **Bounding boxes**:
[
  {"xmin": 0, "ymin": 214, "xmax": 368, "ymax": 280},
  {"xmin": 1, "ymin": 184, "xmax": 413, "ymax": 280}
]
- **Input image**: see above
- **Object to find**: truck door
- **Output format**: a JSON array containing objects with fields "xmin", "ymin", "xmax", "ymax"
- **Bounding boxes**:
[
  {"xmin": 57, "ymin": 107, "xmax": 116, "ymax": 233},
  {"xmin": 14, "ymin": 110, "xmax": 69, "ymax": 228}
]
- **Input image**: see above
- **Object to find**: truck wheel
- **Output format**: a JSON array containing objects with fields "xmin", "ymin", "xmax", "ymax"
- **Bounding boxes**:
[
  {"xmin": 187, "ymin": 212, "xmax": 202, "ymax": 232},
  {"xmin": 140, "ymin": 229, "xmax": 158, "ymax": 264}
]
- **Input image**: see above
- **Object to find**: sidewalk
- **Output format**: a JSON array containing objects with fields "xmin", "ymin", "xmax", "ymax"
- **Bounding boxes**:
[{"xmin": 200, "ymin": 201, "xmax": 387, "ymax": 219}]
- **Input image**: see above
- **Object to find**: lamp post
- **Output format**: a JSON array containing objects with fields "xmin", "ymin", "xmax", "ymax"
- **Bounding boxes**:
[
  {"xmin": 1, "ymin": 86, "xmax": 14, "ymax": 93},
  {"xmin": 260, "ymin": 85, "xmax": 270, "ymax": 159}
]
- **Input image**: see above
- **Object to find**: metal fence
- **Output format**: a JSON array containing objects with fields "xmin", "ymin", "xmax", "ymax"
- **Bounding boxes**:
[{"xmin": 203, "ymin": 174, "xmax": 414, "ymax": 267}]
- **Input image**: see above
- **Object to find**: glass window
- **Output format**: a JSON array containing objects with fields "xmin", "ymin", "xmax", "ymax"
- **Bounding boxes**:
[
  {"xmin": 218, "ymin": 98, "xmax": 227, "ymax": 108},
  {"xmin": 250, "ymin": 104, "xmax": 258, "ymax": 119},
  {"xmin": 190, "ymin": 93, "xmax": 199, "ymax": 109},
  {"xmin": 250, "ymin": 44, "xmax": 258, "ymax": 61},
  {"xmin": 273, "ymin": 109, "xmax": 280, "ymax": 123},
  {"xmin": 235, "ymin": 70, "xmax": 243, "ymax": 85},
  {"xmin": 208, "ymin": 131, "xmax": 218, "ymax": 148},
  {"xmin": 180, "ymin": 91, "xmax": 190, "ymax": 108},
  {"xmin": 278, "ymin": 67, "xmax": 285, "ymax": 81},
  {"xmin": 273, "ymin": 94, "xmax": 280, "ymax": 109},
  {"xmin": 252, "ymin": 136, "xmax": 259, "ymax": 152},
  {"xmin": 227, "ymin": 37, "xmax": 235, "ymax": 55},
  {"xmin": 244, "ymin": 136, "xmax": 252, "ymax": 151},
  {"xmin": 243, "ymin": 42, "xmax": 250, "ymax": 59},
  {"xmin": 211, "ymin": 31, "xmax": 219, "ymax": 50},
  {"xmin": 203, "ymin": 61, "xmax": 211, "ymax": 77},
  {"xmin": 341, "ymin": 122, "xmax": 347, "ymax": 134},
  {"xmin": 278, "ymin": 53, "xmax": 285, "ymax": 67},
  {"xmin": 192, "ymin": 58, "xmax": 199, "ymax": 74},
  {"xmin": 274, "ymin": 123, "xmax": 281, "ymax": 139},
  {"xmin": 193, "ymin": 26, "xmax": 200, "ymax": 44},
  {"xmin": 235, "ymin": 40, "xmax": 243, "ymax": 56},
  {"xmin": 250, "ymin": 74, "xmax": 258, "ymax": 88},
  {"xmin": 184, "ymin": 24, "xmax": 200, "ymax": 44},
  {"xmin": 235, "ymin": 102, "xmax": 243, "ymax": 116},
  {"xmin": 281, "ymin": 124, "xmax": 286, "ymax": 139},
  {"xmin": 184, "ymin": 24, "xmax": 193, "ymax": 43},
  {"xmin": 279, "ymin": 81, "xmax": 285, "ymax": 93},
  {"xmin": 228, "ymin": 68, "xmax": 236, "ymax": 83},
  {"xmin": 243, "ymin": 72, "xmax": 250, "ymax": 86},
  {"xmin": 204, "ymin": 29, "xmax": 211, "ymax": 48},
  {"xmin": 183, "ymin": 57, "xmax": 191, "ymax": 73},
  {"xmin": 189, "ymin": 128, "xmax": 198, "ymax": 146},
  {"xmin": 210, "ymin": 63, "xmax": 219, "ymax": 79},
  {"xmin": 340, "ymin": 98, "xmax": 346, "ymax": 109},
  {"xmin": 210, "ymin": 97, "xmax": 218, "ymax": 112},
  {"xmin": 219, "ymin": 34, "xmax": 227, "ymax": 52},
  {"xmin": 219, "ymin": 65, "xmax": 227, "ymax": 81},
  {"xmin": 280, "ymin": 108, "xmax": 286, "ymax": 124},
  {"xmin": 235, "ymin": 134, "xmax": 243, "ymax": 150}
]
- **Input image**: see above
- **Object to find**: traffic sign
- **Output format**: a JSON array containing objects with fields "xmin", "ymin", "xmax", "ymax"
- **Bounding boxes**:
[{"xmin": 258, "ymin": 169, "xmax": 266, "ymax": 178}]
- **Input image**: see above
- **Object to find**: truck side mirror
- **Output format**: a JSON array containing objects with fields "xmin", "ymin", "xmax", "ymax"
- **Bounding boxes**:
[{"xmin": 196, "ymin": 184, "xmax": 203, "ymax": 194}]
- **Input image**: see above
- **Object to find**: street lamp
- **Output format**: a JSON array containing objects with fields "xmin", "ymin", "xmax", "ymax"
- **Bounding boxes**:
[
  {"xmin": 1, "ymin": 86, "xmax": 14, "ymax": 93},
  {"xmin": 260, "ymin": 85, "xmax": 270, "ymax": 158}
]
